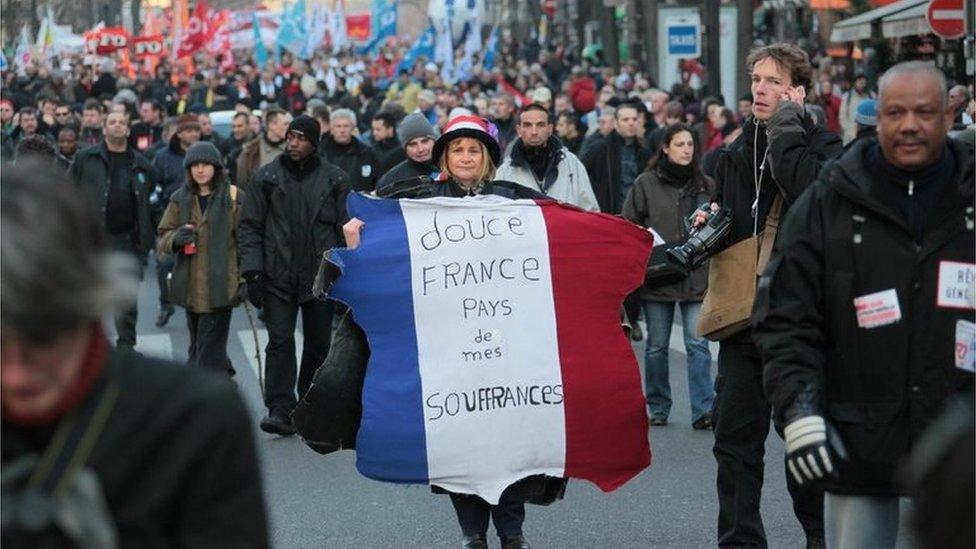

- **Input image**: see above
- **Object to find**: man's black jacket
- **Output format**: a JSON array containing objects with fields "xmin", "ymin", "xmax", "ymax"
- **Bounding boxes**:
[
  {"xmin": 239, "ymin": 153, "xmax": 349, "ymax": 303},
  {"xmin": 318, "ymin": 135, "xmax": 379, "ymax": 193},
  {"xmin": 68, "ymin": 141, "xmax": 155, "ymax": 256},
  {"xmin": 581, "ymin": 130, "xmax": 652, "ymax": 214},
  {"xmin": 754, "ymin": 138, "xmax": 975, "ymax": 496},
  {"xmin": 714, "ymin": 103, "xmax": 843, "ymax": 247},
  {"xmin": 376, "ymin": 158, "xmax": 435, "ymax": 190},
  {"xmin": 371, "ymin": 136, "xmax": 406, "ymax": 175}
]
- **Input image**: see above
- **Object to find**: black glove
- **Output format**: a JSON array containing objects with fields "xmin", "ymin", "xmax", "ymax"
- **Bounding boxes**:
[
  {"xmin": 171, "ymin": 225, "xmax": 196, "ymax": 249},
  {"xmin": 243, "ymin": 271, "xmax": 266, "ymax": 309},
  {"xmin": 783, "ymin": 415, "xmax": 848, "ymax": 486}
]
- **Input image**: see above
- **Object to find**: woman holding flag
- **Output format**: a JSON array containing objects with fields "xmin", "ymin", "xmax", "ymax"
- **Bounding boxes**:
[{"xmin": 343, "ymin": 114, "xmax": 562, "ymax": 549}]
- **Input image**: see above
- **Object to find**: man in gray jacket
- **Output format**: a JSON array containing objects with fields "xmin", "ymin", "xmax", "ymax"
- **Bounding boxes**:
[{"xmin": 495, "ymin": 103, "xmax": 599, "ymax": 211}]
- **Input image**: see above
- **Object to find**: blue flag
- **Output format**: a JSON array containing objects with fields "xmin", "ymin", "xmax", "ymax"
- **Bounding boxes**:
[
  {"xmin": 252, "ymin": 11, "xmax": 269, "ymax": 66},
  {"xmin": 360, "ymin": 0, "xmax": 397, "ymax": 54},
  {"xmin": 396, "ymin": 25, "xmax": 435, "ymax": 75},
  {"xmin": 482, "ymin": 25, "xmax": 499, "ymax": 71},
  {"xmin": 277, "ymin": 0, "xmax": 308, "ymax": 58}
]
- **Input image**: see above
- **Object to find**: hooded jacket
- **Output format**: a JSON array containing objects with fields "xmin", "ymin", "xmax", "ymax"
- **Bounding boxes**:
[
  {"xmin": 754, "ymin": 138, "xmax": 975, "ymax": 496},
  {"xmin": 495, "ymin": 136, "xmax": 599, "ymax": 211},
  {"xmin": 157, "ymin": 173, "xmax": 244, "ymax": 313}
]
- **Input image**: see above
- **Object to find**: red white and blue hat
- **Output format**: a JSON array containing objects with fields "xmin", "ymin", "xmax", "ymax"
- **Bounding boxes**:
[{"xmin": 432, "ymin": 115, "xmax": 502, "ymax": 167}]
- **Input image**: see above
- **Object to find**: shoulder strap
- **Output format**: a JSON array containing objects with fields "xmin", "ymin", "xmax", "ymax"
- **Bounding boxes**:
[
  {"xmin": 28, "ymin": 373, "xmax": 119, "ymax": 497},
  {"xmin": 757, "ymin": 193, "xmax": 785, "ymax": 275}
]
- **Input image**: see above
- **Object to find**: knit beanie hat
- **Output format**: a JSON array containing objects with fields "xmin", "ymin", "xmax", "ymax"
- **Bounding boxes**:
[
  {"xmin": 177, "ymin": 113, "xmax": 201, "ymax": 133},
  {"xmin": 183, "ymin": 141, "xmax": 224, "ymax": 169},
  {"xmin": 432, "ymin": 114, "xmax": 501, "ymax": 167},
  {"xmin": 287, "ymin": 115, "xmax": 321, "ymax": 148},
  {"xmin": 397, "ymin": 113, "xmax": 437, "ymax": 147},
  {"xmin": 855, "ymin": 99, "xmax": 877, "ymax": 127}
]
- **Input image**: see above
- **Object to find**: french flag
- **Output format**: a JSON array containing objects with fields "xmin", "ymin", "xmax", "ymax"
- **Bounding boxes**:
[{"xmin": 329, "ymin": 192, "xmax": 652, "ymax": 504}]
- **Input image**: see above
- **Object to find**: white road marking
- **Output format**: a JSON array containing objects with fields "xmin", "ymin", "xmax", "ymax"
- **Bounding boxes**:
[
  {"xmin": 237, "ymin": 329, "xmax": 305, "ymax": 380},
  {"xmin": 135, "ymin": 333, "xmax": 175, "ymax": 360}
]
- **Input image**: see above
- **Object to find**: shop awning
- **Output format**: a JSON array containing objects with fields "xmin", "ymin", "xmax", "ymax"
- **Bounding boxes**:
[
  {"xmin": 810, "ymin": 0, "xmax": 850, "ymax": 8},
  {"xmin": 881, "ymin": 2, "xmax": 931, "ymax": 38},
  {"xmin": 829, "ymin": 0, "xmax": 927, "ymax": 42}
]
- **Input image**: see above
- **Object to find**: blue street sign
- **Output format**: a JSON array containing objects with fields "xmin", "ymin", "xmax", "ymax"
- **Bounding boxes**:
[{"xmin": 667, "ymin": 24, "xmax": 699, "ymax": 57}]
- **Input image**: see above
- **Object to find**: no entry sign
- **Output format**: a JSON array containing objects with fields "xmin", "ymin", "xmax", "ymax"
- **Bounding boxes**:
[{"xmin": 927, "ymin": 0, "xmax": 965, "ymax": 40}]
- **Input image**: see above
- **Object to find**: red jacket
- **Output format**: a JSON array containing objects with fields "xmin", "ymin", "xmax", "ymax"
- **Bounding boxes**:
[{"xmin": 821, "ymin": 93, "xmax": 842, "ymax": 136}]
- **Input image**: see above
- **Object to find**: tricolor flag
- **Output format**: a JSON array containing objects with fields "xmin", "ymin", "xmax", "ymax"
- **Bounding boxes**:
[{"xmin": 328, "ymin": 192, "xmax": 653, "ymax": 503}]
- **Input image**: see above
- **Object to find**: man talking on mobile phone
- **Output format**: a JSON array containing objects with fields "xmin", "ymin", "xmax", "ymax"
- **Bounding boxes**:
[{"xmin": 693, "ymin": 43, "xmax": 842, "ymax": 548}]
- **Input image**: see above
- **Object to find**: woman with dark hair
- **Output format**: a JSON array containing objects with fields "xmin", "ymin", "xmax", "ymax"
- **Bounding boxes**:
[
  {"xmin": 622, "ymin": 123, "xmax": 716, "ymax": 429},
  {"xmin": 157, "ymin": 142, "xmax": 244, "ymax": 375}
]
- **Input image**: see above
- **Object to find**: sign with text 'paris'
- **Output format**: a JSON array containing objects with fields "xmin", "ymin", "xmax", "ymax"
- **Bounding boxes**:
[{"xmin": 667, "ymin": 15, "xmax": 701, "ymax": 57}]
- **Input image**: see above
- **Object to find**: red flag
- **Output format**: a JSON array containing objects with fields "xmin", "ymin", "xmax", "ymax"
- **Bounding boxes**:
[
  {"xmin": 86, "ymin": 27, "xmax": 129, "ymax": 55},
  {"xmin": 346, "ymin": 12, "xmax": 371, "ymax": 42},
  {"xmin": 177, "ymin": 0, "xmax": 210, "ymax": 59},
  {"xmin": 132, "ymin": 35, "xmax": 165, "ymax": 59}
]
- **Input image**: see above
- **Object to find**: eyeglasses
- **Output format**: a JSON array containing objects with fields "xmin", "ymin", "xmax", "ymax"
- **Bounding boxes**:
[{"xmin": 55, "ymin": 111, "xmax": 71, "ymax": 117}]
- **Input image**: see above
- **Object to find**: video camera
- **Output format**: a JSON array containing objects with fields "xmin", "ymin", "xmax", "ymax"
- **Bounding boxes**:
[{"xmin": 666, "ymin": 204, "xmax": 733, "ymax": 271}]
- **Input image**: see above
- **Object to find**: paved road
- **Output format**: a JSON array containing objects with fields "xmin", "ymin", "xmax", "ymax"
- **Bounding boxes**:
[{"xmin": 122, "ymin": 261, "xmax": 806, "ymax": 548}]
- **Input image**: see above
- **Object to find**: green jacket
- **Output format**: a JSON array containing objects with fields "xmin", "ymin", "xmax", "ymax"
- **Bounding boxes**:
[{"xmin": 157, "ymin": 176, "xmax": 243, "ymax": 313}]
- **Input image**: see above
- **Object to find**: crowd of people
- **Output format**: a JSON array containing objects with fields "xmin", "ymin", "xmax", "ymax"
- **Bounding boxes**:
[{"xmin": 1, "ymin": 30, "xmax": 975, "ymax": 549}]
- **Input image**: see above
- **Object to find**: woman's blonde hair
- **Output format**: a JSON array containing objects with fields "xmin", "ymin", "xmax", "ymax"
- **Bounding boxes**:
[{"xmin": 438, "ymin": 137, "xmax": 496, "ymax": 184}]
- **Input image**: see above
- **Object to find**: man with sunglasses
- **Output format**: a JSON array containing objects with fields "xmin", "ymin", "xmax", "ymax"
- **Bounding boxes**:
[
  {"xmin": 239, "ymin": 115, "xmax": 350, "ymax": 436},
  {"xmin": 52, "ymin": 103, "xmax": 76, "ymax": 136}
]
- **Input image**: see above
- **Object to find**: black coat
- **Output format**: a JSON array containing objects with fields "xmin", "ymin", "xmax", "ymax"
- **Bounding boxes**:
[
  {"xmin": 318, "ymin": 135, "xmax": 379, "ymax": 192},
  {"xmin": 714, "ymin": 112, "xmax": 843, "ymax": 247},
  {"xmin": 1, "ymin": 346, "xmax": 269, "ymax": 547},
  {"xmin": 372, "ymin": 137, "xmax": 406, "ymax": 175},
  {"xmin": 152, "ymin": 134, "xmax": 189, "ymax": 206},
  {"xmin": 68, "ymin": 141, "xmax": 155, "ymax": 256},
  {"xmin": 376, "ymin": 158, "xmax": 436, "ymax": 190},
  {"xmin": 581, "ymin": 131, "xmax": 653, "ymax": 214},
  {"xmin": 754, "ymin": 138, "xmax": 975, "ymax": 496},
  {"xmin": 239, "ymin": 154, "xmax": 349, "ymax": 302},
  {"xmin": 129, "ymin": 121, "xmax": 163, "ymax": 153}
]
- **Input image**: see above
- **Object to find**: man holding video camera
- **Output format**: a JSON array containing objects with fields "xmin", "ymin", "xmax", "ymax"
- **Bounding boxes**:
[{"xmin": 697, "ymin": 43, "xmax": 842, "ymax": 548}]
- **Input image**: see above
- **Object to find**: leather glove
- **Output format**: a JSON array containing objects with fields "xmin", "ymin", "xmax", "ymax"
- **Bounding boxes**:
[
  {"xmin": 243, "ymin": 271, "xmax": 266, "ymax": 309},
  {"xmin": 783, "ymin": 415, "xmax": 847, "ymax": 485},
  {"xmin": 171, "ymin": 225, "xmax": 196, "ymax": 248}
]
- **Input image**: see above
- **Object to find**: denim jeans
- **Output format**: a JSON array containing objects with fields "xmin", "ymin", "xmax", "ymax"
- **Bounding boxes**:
[
  {"xmin": 641, "ymin": 300, "xmax": 714, "ymax": 422},
  {"xmin": 825, "ymin": 493, "xmax": 914, "ymax": 549}
]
